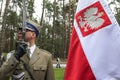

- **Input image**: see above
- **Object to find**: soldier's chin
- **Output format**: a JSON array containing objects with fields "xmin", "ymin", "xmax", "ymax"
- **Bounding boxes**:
[{"xmin": 24, "ymin": 39, "xmax": 29, "ymax": 42}]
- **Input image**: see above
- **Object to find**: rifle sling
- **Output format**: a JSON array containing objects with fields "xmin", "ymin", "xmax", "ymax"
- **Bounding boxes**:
[{"xmin": 23, "ymin": 62, "xmax": 35, "ymax": 80}]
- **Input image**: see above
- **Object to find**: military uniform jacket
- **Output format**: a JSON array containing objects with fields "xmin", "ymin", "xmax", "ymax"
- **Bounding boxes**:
[{"xmin": 0, "ymin": 47, "xmax": 55, "ymax": 80}]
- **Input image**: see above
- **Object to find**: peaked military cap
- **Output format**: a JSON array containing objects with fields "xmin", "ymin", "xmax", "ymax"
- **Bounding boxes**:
[{"xmin": 26, "ymin": 20, "xmax": 40, "ymax": 37}]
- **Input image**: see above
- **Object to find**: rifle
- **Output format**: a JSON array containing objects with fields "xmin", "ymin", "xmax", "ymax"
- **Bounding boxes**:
[
  {"xmin": 21, "ymin": 0, "xmax": 35, "ymax": 80},
  {"xmin": 22, "ymin": 0, "xmax": 26, "ymax": 42}
]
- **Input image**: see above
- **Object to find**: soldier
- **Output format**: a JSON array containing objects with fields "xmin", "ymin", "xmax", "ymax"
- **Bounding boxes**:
[
  {"xmin": 0, "ymin": 20, "xmax": 55, "ymax": 80},
  {"xmin": 56, "ymin": 57, "xmax": 61, "ymax": 68}
]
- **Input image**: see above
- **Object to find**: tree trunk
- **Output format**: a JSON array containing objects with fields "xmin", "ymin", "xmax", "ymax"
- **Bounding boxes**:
[
  {"xmin": 40, "ymin": 0, "xmax": 45, "ymax": 26},
  {"xmin": 0, "ymin": 0, "xmax": 3, "ymax": 16},
  {"xmin": 62, "ymin": 0, "xmax": 67, "ymax": 58},
  {"xmin": 52, "ymin": 0, "xmax": 56, "ymax": 58},
  {"xmin": 66, "ymin": 0, "xmax": 72, "ymax": 58},
  {"xmin": 0, "ymin": 0, "xmax": 10, "ymax": 54}
]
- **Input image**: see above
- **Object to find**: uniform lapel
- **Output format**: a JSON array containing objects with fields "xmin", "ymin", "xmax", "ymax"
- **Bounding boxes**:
[
  {"xmin": 29, "ymin": 47, "xmax": 40, "ymax": 65},
  {"xmin": 20, "ymin": 53, "xmax": 30, "ymax": 63}
]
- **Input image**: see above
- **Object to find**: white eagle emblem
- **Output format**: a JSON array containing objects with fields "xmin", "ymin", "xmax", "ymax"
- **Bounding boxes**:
[{"xmin": 79, "ymin": 7, "xmax": 105, "ymax": 32}]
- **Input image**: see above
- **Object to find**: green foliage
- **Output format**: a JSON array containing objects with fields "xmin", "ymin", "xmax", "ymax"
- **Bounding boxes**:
[
  {"xmin": 45, "ymin": 1, "xmax": 53, "ymax": 12},
  {"xmin": 109, "ymin": 0, "xmax": 120, "ymax": 25},
  {"xmin": 0, "ymin": 0, "xmax": 74, "ymax": 58},
  {"xmin": 115, "ymin": 10, "xmax": 120, "ymax": 25},
  {"xmin": 37, "ymin": 22, "xmax": 53, "ymax": 52},
  {"xmin": 0, "ymin": 0, "xmax": 37, "ymax": 52},
  {"xmin": 27, "ymin": 0, "xmax": 34, "ymax": 19}
]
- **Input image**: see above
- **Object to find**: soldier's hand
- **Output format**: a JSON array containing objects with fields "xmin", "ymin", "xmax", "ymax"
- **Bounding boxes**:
[{"xmin": 14, "ymin": 41, "xmax": 28, "ymax": 61}]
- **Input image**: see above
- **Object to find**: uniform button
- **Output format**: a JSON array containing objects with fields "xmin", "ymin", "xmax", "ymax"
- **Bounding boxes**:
[
  {"xmin": 26, "ymin": 77, "xmax": 28, "ymax": 79},
  {"xmin": 11, "ymin": 64, "xmax": 14, "ymax": 66}
]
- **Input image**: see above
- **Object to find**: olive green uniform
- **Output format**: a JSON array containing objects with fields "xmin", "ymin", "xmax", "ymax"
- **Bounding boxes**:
[{"xmin": 0, "ymin": 47, "xmax": 55, "ymax": 80}]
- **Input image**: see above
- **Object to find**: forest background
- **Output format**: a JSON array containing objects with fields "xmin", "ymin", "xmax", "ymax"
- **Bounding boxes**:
[{"xmin": 0, "ymin": 0, "xmax": 120, "ymax": 60}]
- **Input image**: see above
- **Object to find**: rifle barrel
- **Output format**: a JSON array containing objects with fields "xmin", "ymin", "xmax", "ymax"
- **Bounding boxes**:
[{"xmin": 22, "ymin": 0, "xmax": 26, "ymax": 41}]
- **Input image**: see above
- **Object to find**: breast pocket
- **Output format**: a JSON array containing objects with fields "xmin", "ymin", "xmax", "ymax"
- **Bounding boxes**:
[
  {"xmin": 34, "ymin": 65, "xmax": 47, "ymax": 71},
  {"xmin": 33, "ymin": 65, "xmax": 47, "ymax": 79}
]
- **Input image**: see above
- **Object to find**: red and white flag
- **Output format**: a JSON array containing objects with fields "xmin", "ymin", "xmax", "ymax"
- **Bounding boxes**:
[{"xmin": 64, "ymin": 0, "xmax": 120, "ymax": 80}]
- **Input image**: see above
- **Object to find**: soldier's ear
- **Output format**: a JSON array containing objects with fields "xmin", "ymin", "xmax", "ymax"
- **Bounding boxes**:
[{"xmin": 32, "ymin": 32, "xmax": 36, "ymax": 38}]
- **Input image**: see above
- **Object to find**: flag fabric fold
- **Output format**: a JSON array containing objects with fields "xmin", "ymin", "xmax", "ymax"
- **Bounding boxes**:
[
  {"xmin": 64, "ymin": 0, "xmax": 120, "ymax": 80},
  {"xmin": 64, "ymin": 27, "xmax": 96, "ymax": 80}
]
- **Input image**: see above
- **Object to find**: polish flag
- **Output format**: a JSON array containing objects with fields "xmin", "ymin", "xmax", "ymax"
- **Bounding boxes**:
[{"xmin": 64, "ymin": 0, "xmax": 120, "ymax": 80}]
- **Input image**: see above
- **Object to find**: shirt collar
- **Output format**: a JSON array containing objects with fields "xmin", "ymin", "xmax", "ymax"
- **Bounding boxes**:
[{"xmin": 29, "ymin": 44, "xmax": 36, "ymax": 57}]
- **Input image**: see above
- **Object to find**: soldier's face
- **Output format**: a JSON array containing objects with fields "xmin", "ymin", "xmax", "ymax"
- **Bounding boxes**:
[{"xmin": 25, "ymin": 29, "xmax": 36, "ymax": 42}]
